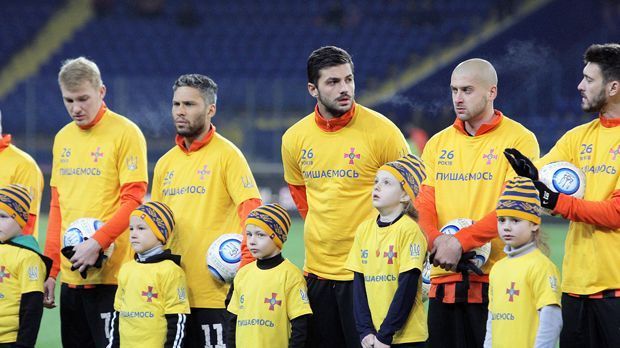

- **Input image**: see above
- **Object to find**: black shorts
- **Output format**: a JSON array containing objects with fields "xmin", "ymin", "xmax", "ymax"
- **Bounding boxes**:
[
  {"xmin": 560, "ymin": 293, "xmax": 620, "ymax": 348},
  {"xmin": 305, "ymin": 275, "xmax": 359, "ymax": 348},
  {"xmin": 60, "ymin": 283, "xmax": 117, "ymax": 348},
  {"xmin": 427, "ymin": 299, "xmax": 487, "ymax": 348},
  {"xmin": 185, "ymin": 307, "xmax": 231, "ymax": 348}
]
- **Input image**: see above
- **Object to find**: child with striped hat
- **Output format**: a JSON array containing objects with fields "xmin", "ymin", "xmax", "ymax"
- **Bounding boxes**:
[
  {"xmin": 227, "ymin": 203, "xmax": 312, "ymax": 348},
  {"xmin": 345, "ymin": 154, "xmax": 428, "ymax": 347},
  {"xmin": 484, "ymin": 177, "xmax": 562, "ymax": 348},
  {"xmin": 0, "ymin": 184, "xmax": 52, "ymax": 347},
  {"xmin": 108, "ymin": 201, "xmax": 190, "ymax": 347}
]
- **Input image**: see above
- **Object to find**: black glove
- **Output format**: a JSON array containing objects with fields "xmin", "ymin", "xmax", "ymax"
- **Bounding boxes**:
[
  {"xmin": 456, "ymin": 251, "xmax": 484, "ymax": 276},
  {"xmin": 503, "ymin": 148, "xmax": 538, "ymax": 180},
  {"xmin": 533, "ymin": 180, "xmax": 559, "ymax": 210},
  {"xmin": 61, "ymin": 244, "xmax": 106, "ymax": 279}
]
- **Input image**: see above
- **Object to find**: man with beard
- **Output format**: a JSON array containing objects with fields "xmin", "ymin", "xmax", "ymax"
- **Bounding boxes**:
[
  {"xmin": 504, "ymin": 43, "xmax": 620, "ymax": 348},
  {"xmin": 151, "ymin": 74, "xmax": 262, "ymax": 348},
  {"xmin": 415, "ymin": 58, "xmax": 539, "ymax": 347},
  {"xmin": 281, "ymin": 46, "xmax": 410, "ymax": 347}
]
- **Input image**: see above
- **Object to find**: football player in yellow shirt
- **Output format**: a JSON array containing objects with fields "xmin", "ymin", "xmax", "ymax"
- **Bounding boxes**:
[
  {"xmin": 0, "ymin": 111, "xmax": 44, "ymax": 238},
  {"xmin": 108, "ymin": 201, "xmax": 190, "ymax": 348},
  {"xmin": 415, "ymin": 58, "xmax": 539, "ymax": 347},
  {"xmin": 485, "ymin": 177, "xmax": 561, "ymax": 348},
  {"xmin": 227, "ymin": 204, "xmax": 312, "ymax": 348},
  {"xmin": 0, "ymin": 185, "xmax": 52, "ymax": 347},
  {"xmin": 504, "ymin": 43, "xmax": 620, "ymax": 348},
  {"xmin": 346, "ymin": 154, "xmax": 428, "ymax": 348},
  {"xmin": 282, "ymin": 46, "xmax": 410, "ymax": 347},
  {"xmin": 43, "ymin": 57, "xmax": 148, "ymax": 348},
  {"xmin": 151, "ymin": 74, "xmax": 262, "ymax": 348}
]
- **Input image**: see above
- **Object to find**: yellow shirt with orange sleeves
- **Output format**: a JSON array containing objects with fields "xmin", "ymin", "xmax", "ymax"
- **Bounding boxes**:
[
  {"xmin": 0, "ymin": 136, "xmax": 44, "ymax": 239},
  {"xmin": 488, "ymin": 248, "xmax": 561, "ymax": 348},
  {"xmin": 345, "ymin": 215, "xmax": 428, "ymax": 344},
  {"xmin": 152, "ymin": 132, "xmax": 261, "ymax": 308},
  {"xmin": 114, "ymin": 257, "xmax": 190, "ymax": 347},
  {"xmin": 0, "ymin": 243, "xmax": 45, "ymax": 343},
  {"xmin": 282, "ymin": 104, "xmax": 410, "ymax": 280},
  {"xmin": 228, "ymin": 258, "xmax": 312, "ymax": 348},
  {"xmin": 535, "ymin": 117, "xmax": 620, "ymax": 294},
  {"xmin": 421, "ymin": 113, "xmax": 539, "ymax": 278},
  {"xmin": 50, "ymin": 109, "xmax": 148, "ymax": 285}
]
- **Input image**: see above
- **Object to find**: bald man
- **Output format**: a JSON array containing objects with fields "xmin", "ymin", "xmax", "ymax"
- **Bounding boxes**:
[{"xmin": 415, "ymin": 59, "xmax": 539, "ymax": 347}]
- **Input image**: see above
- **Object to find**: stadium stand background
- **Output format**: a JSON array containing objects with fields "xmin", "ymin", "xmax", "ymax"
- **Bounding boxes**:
[{"xmin": 0, "ymin": 0, "xmax": 618, "ymax": 207}]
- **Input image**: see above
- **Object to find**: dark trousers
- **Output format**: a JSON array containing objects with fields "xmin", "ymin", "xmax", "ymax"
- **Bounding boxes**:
[
  {"xmin": 185, "ymin": 307, "xmax": 231, "ymax": 348},
  {"xmin": 305, "ymin": 275, "xmax": 360, "ymax": 348},
  {"xmin": 427, "ymin": 299, "xmax": 487, "ymax": 348},
  {"xmin": 560, "ymin": 293, "xmax": 620, "ymax": 348},
  {"xmin": 60, "ymin": 284, "xmax": 117, "ymax": 348}
]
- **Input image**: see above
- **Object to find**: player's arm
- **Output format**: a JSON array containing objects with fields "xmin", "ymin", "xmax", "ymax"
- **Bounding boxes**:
[
  {"xmin": 43, "ymin": 187, "xmax": 61, "ymax": 307},
  {"xmin": 108, "ymin": 311, "xmax": 120, "ymax": 348},
  {"xmin": 552, "ymin": 190, "xmax": 620, "ymax": 229},
  {"xmin": 15, "ymin": 160, "xmax": 44, "ymax": 236},
  {"xmin": 414, "ymin": 185, "xmax": 441, "ymax": 248},
  {"xmin": 375, "ymin": 268, "xmax": 421, "ymax": 346},
  {"xmin": 71, "ymin": 181, "xmax": 147, "ymax": 272},
  {"xmin": 17, "ymin": 291, "xmax": 44, "ymax": 347},
  {"xmin": 288, "ymin": 184, "xmax": 308, "ymax": 220},
  {"xmin": 164, "ymin": 314, "xmax": 187, "ymax": 348},
  {"xmin": 281, "ymin": 133, "xmax": 307, "ymax": 218},
  {"xmin": 162, "ymin": 269, "xmax": 190, "ymax": 348},
  {"xmin": 378, "ymin": 122, "xmax": 411, "ymax": 163}
]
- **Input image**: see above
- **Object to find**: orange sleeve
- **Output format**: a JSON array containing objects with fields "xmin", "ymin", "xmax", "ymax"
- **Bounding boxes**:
[
  {"xmin": 554, "ymin": 189, "xmax": 620, "ymax": 229},
  {"xmin": 91, "ymin": 182, "xmax": 147, "ymax": 249},
  {"xmin": 453, "ymin": 211, "xmax": 499, "ymax": 252},
  {"xmin": 43, "ymin": 187, "xmax": 61, "ymax": 279},
  {"xmin": 288, "ymin": 184, "xmax": 308, "ymax": 220},
  {"xmin": 414, "ymin": 185, "xmax": 441, "ymax": 249},
  {"xmin": 22, "ymin": 214, "xmax": 37, "ymax": 236},
  {"xmin": 237, "ymin": 198, "xmax": 263, "ymax": 268}
]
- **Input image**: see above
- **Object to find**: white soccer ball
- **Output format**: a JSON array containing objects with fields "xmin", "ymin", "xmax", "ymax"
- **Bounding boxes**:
[
  {"xmin": 539, "ymin": 161, "xmax": 586, "ymax": 198},
  {"xmin": 440, "ymin": 218, "xmax": 491, "ymax": 269},
  {"xmin": 206, "ymin": 233, "xmax": 243, "ymax": 283},
  {"xmin": 63, "ymin": 217, "xmax": 114, "ymax": 259}
]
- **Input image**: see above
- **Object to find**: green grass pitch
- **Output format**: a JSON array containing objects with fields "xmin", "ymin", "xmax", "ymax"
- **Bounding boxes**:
[{"xmin": 34, "ymin": 217, "xmax": 569, "ymax": 347}]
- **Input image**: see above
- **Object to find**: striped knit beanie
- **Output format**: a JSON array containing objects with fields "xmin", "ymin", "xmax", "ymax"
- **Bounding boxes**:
[
  {"xmin": 379, "ymin": 154, "xmax": 427, "ymax": 201},
  {"xmin": 245, "ymin": 203, "xmax": 291, "ymax": 249},
  {"xmin": 496, "ymin": 177, "xmax": 542, "ymax": 224},
  {"xmin": 0, "ymin": 184, "xmax": 31, "ymax": 228},
  {"xmin": 130, "ymin": 201, "xmax": 175, "ymax": 244}
]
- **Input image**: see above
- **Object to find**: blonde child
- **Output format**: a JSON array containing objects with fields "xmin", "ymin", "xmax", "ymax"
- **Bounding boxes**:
[
  {"xmin": 345, "ymin": 154, "xmax": 428, "ymax": 348},
  {"xmin": 108, "ymin": 201, "xmax": 190, "ymax": 347},
  {"xmin": 484, "ymin": 177, "xmax": 562, "ymax": 348},
  {"xmin": 0, "ymin": 185, "xmax": 51, "ymax": 347},
  {"xmin": 227, "ymin": 203, "xmax": 312, "ymax": 348}
]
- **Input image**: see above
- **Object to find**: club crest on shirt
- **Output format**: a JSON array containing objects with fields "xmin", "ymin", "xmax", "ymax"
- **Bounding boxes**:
[
  {"xmin": 0, "ymin": 266, "xmax": 10, "ymax": 282},
  {"xmin": 91, "ymin": 147, "xmax": 104, "ymax": 163},
  {"xmin": 482, "ymin": 148, "xmax": 498, "ymax": 165},
  {"xmin": 241, "ymin": 176, "xmax": 255, "ymax": 189},
  {"xmin": 197, "ymin": 165, "xmax": 211, "ymax": 180},
  {"xmin": 609, "ymin": 145, "xmax": 620, "ymax": 161},
  {"xmin": 126, "ymin": 156, "xmax": 138, "ymax": 171},
  {"xmin": 299, "ymin": 289, "xmax": 309, "ymax": 304},
  {"xmin": 27, "ymin": 265, "xmax": 39, "ymax": 281},
  {"xmin": 343, "ymin": 147, "xmax": 361, "ymax": 165},
  {"xmin": 177, "ymin": 287, "xmax": 187, "ymax": 301},
  {"xmin": 409, "ymin": 243, "xmax": 421, "ymax": 258},
  {"xmin": 548, "ymin": 275, "xmax": 558, "ymax": 292}
]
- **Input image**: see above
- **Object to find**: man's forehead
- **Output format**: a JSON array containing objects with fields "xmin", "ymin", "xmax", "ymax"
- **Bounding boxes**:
[{"xmin": 318, "ymin": 64, "xmax": 353, "ymax": 80}]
